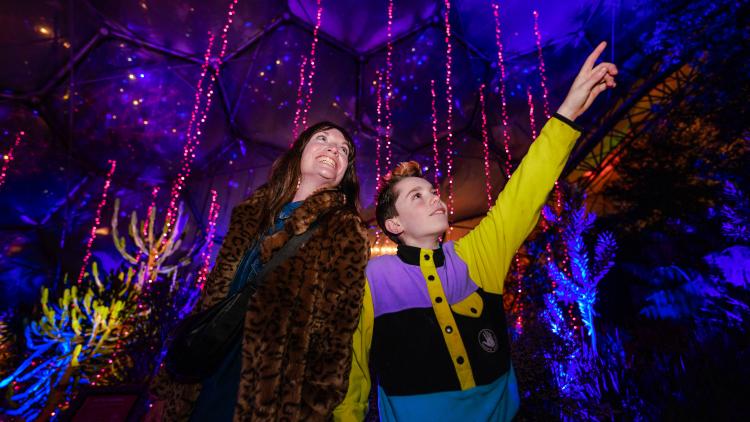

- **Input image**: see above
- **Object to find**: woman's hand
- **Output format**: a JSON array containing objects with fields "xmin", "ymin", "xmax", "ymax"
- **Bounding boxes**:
[{"xmin": 557, "ymin": 41, "xmax": 618, "ymax": 121}]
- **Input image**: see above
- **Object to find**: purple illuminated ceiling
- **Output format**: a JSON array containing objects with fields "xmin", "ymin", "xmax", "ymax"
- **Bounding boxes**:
[{"xmin": 0, "ymin": 0, "xmax": 656, "ymax": 292}]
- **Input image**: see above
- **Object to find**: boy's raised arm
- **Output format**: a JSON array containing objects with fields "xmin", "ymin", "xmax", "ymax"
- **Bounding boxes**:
[
  {"xmin": 455, "ymin": 42, "xmax": 617, "ymax": 294},
  {"xmin": 454, "ymin": 116, "xmax": 581, "ymax": 294}
]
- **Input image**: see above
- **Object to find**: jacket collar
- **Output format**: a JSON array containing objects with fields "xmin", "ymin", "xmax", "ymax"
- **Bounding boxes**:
[
  {"xmin": 396, "ymin": 243, "xmax": 445, "ymax": 267},
  {"xmin": 260, "ymin": 187, "xmax": 347, "ymax": 261}
]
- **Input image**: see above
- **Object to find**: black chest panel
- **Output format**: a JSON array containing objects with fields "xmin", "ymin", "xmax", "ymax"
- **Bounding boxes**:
[{"xmin": 371, "ymin": 288, "xmax": 510, "ymax": 396}]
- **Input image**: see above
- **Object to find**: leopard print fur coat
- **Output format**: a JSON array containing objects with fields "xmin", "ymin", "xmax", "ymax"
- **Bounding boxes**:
[{"xmin": 150, "ymin": 185, "xmax": 369, "ymax": 421}]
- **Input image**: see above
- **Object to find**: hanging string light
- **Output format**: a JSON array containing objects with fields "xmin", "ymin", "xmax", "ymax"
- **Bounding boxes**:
[
  {"xmin": 372, "ymin": 70, "xmax": 385, "ymax": 246},
  {"xmin": 217, "ymin": 0, "xmax": 239, "ymax": 62},
  {"xmin": 384, "ymin": 0, "xmax": 395, "ymax": 169},
  {"xmin": 197, "ymin": 190, "xmax": 220, "ymax": 289},
  {"xmin": 533, "ymin": 10, "xmax": 551, "ymax": 119},
  {"xmin": 533, "ymin": 7, "xmax": 564, "ymax": 227},
  {"xmin": 430, "ymin": 79, "xmax": 440, "ymax": 195},
  {"xmin": 527, "ymin": 86, "xmax": 538, "ymax": 139},
  {"xmin": 184, "ymin": 0, "xmax": 239, "ymax": 178},
  {"xmin": 0, "ymin": 131, "xmax": 24, "ymax": 189},
  {"xmin": 77, "ymin": 160, "xmax": 116, "ymax": 284},
  {"xmin": 292, "ymin": 0, "xmax": 325, "ymax": 138},
  {"xmin": 442, "ymin": 0, "xmax": 455, "ymax": 230},
  {"xmin": 142, "ymin": 187, "xmax": 160, "ymax": 239},
  {"xmin": 162, "ymin": 32, "xmax": 216, "ymax": 242},
  {"xmin": 375, "ymin": 71, "xmax": 384, "ymax": 191},
  {"xmin": 533, "ymin": 9, "xmax": 572, "ymax": 278},
  {"xmin": 554, "ymin": 181, "xmax": 564, "ymax": 213},
  {"xmin": 478, "ymin": 84, "xmax": 492, "ymax": 209},
  {"xmin": 292, "ymin": 56, "xmax": 309, "ymax": 141},
  {"xmin": 513, "ymin": 249, "xmax": 526, "ymax": 332},
  {"xmin": 158, "ymin": 1, "xmax": 237, "ymax": 282},
  {"xmin": 529, "ymin": 84, "xmax": 572, "ymax": 286},
  {"xmin": 491, "ymin": 1, "xmax": 512, "ymax": 179},
  {"xmin": 300, "ymin": 0, "xmax": 324, "ymax": 131},
  {"xmin": 513, "ymin": 85, "xmax": 541, "ymax": 331},
  {"xmin": 513, "ymin": 246, "xmax": 526, "ymax": 332}
]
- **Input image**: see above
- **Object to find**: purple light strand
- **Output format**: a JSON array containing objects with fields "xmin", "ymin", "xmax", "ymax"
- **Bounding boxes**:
[
  {"xmin": 77, "ymin": 160, "xmax": 116, "ymax": 284},
  {"xmin": 300, "ymin": 0, "xmax": 325, "ymax": 131},
  {"xmin": 442, "ymin": 0, "xmax": 455, "ymax": 228},
  {"xmin": 197, "ymin": 190, "xmax": 220, "ymax": 289},
  {"xmin": 376, "ymin": 71, "xmax": 384, "ymax": 191},
  {"xmin": 527, "ymin": 86, "xmax": 538, "ymax": 140},
  {"xmin": 292, "ymin": 56, "xmax": 309, "ymax": 141},
  {"xmin": 491, "ymin": 1, "xmax": 513, "ymax": 179},
  {"xmin": 0, "ymin": 131, "xmax": 24, "ymax": 189},
  {"xmin": 478, "ymin": 84, "xmax": 493, "ymax": 208},
  {"xmin": 430, "ymin": 80, "xmax": 440, "ymax": 196},
  {"xmin": 384, "ymin": 0, "xmax": 395, "ymax": 169},
  {"xmin": 533, "ymin": 10, "xmax": 552, "ymax": 119}
]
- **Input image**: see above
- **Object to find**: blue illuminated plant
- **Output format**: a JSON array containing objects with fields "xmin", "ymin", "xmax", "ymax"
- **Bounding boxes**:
[
  {"xmin": 0, "ymin": 199, "xmax": 207, "ymax": 420},
  {"xmin": 545, "ymin": 203, "xmax": 616, "ymax": 354},
  {"xmin": 718, "ymin": 181, "xmax": 750, "ymax": 243},
  {"xmin": 0, "ymin": 269, "xmax": 140, "ymax": 420}
]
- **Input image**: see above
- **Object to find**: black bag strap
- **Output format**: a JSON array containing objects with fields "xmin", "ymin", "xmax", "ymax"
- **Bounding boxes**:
[{"xmin": 238, "ymin": 212, "xmax": 328, "ymax": 303}]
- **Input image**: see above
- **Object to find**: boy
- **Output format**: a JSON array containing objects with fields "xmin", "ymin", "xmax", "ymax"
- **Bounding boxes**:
[{"xmin": 334, "ymin": 42, "xmax": 617, "ymax": 421}]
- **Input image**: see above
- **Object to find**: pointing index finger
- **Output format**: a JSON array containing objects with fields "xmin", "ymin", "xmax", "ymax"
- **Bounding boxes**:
[{"xmin": 583, "ymin": 41, "xmax": 607, "ymax": 72}]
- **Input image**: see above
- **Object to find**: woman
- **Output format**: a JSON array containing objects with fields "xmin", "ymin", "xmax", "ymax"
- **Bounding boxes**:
[{"xmin": 150, "ymin": 121, "xmax": 370, "ymax": 421}]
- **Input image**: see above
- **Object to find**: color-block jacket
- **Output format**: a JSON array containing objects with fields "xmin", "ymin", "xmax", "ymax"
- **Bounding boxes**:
[{"xmin": 334, "ymin": 115, "xmax": 582, "ymax": 421}]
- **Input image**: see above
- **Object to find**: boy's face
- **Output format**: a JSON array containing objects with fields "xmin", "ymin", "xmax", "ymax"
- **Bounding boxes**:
[{"xmin": 385, "ymin": 177, "xmax": 448, "ymax": 244}]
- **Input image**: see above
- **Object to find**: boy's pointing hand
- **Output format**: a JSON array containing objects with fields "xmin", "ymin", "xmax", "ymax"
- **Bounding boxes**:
[{"xmin": 557, "ymin": 41, "xmax": 618, "ymax": 121}]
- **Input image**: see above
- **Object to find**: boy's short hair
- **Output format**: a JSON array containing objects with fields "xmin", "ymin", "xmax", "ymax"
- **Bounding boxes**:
[{"xmin": 376, "ymin": 161, "xmax": 423, "ymax": 243}]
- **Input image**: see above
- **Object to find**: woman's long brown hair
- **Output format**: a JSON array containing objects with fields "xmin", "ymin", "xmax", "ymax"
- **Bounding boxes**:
[{"xmin": 254, "ymin": 121, "xmax": 360, "ymax": 241}]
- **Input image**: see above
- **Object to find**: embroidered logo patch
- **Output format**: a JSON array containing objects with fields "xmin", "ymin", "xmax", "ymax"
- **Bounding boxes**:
[{"xmin": 478, "ymin": 329, "xmax": 498, "ymax": 353}]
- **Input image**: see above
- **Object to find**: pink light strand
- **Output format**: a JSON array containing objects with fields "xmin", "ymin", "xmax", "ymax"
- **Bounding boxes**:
[
  {"xmin": 162, "ymin": 32, "xmax": 216, "ymax": 239},
  {"xmin": 442, "ymin": 0, "xmax": 455, "ymax": 228},
  {"xmin": 217, "ymin": 0, "xmax": 239, "ymax": 63},
  {"xmin": 292, "ymin": 56, "xmax": 309, "ymax": 141},
  {"xmin": 554, "ymin": 186, "xmax": 572, "ymax": 277},
  {"xmin": 142, "ymin": 186, "xmax": 160, "ymax": 239},
  {"xmin": 300, "ymin": 0, "xmax": 325, "ymax": 131},
  {"xmin": 478, "ymin": 84, "xmax": 493, "ymax": 209},
  {"xmin": 197, "ymin": 190, "xmax": 221, "ymax": 288},
  {"xmin": 533, "ymin": 9, "xmax": 571, "ymax": 277},
  {"xmin": 375, "ymin": 71, "xmax": 384, "ymax": 191},
  {"xmin": 533, "ymin": 10, "xmax": 551, "ymax": 120},
  {"xmin": 430, "ymin": 80, "xmax": 440, "ymax": 196},
  {"xmin": 77, "ymin": 159, "xmax": 117, "ymax": 284},
  {"xmin": 527, "ymin": 86, "xmax": 538, "ymax": 140},
  {"xmin": 514, "ymin": 263, "xmax": 524, "ymax": 332},
  {"xmin": 545, "ymin": 239, "xmax": 556, "ymax": 290},
  {"xmin": 554, "ymin": 181, "xmax": 563, "ymax": 213},
  {"xmin": 0, "ymin": 131, "xmax": 24, "ymax": 189},
  {"xmin": 159, "ymin": 1, "xmax": 236, "ymax": 278},
  {"xmin": 491, "ymin": 1, "xmax": 513, "ymax": 179},
  {"xmin": 384, "ymin": 0, "xmax": 395, "ymax": 169},
  {"xmin": 182, "ymin": 35, "xmax": 214, "ymax": 146},
  {"xmin": 515, "ymin": 84, "xmax": 539, "ymax": 329}
]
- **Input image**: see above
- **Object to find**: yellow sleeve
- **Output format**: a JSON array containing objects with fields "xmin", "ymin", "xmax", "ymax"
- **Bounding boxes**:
[
  {"xmin": 333, "ymin": 279, "xmax": 374, "ymax": 422},
  {"xmin": 454, "ymin": 116, "xmax": 581, "ymax": 294}
]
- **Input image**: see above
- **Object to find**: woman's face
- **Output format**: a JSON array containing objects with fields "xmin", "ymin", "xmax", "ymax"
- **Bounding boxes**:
[{"xmin": 299, "ymin": 128, "xmax": 351, "ymax": 188}]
